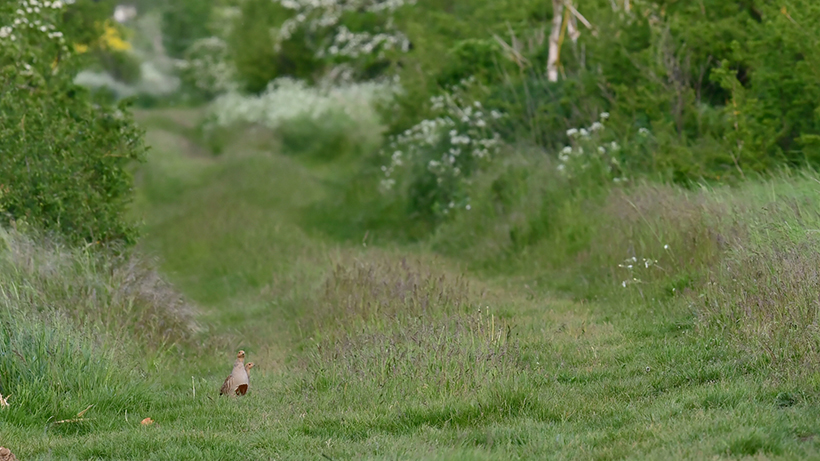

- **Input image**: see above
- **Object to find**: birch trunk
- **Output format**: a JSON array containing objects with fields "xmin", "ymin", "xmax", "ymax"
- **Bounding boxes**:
[{"xmin": 547, "ymin": 0, "xmax": 564, "ymax": 82}]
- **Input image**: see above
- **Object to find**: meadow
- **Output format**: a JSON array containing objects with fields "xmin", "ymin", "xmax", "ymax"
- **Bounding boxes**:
[
  {"xmin": 3, "ymin": 0, "xmax": 820, "ymax": 459},
  {"xmin": 3, "ymin": 106, "xmax": 820, "ymax": 459}
]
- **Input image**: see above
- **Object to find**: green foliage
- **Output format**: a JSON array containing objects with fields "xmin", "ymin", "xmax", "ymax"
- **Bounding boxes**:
[
  {"xmin": 95, "ymin": 48, "xmax": 143, "ymax": 84},
  {"xmin": 60, "ymin": 0, "xmax": 118, "ymax": 47},
  {"xmin": 369, "ymin": 0, "xmax": 820, "ymax": 192},
  {"xmin": 228, "ymin": 0, "xmax": 323, "ymax": 92},
  {"xmin": 160, "ymin": 0, "xmax": 212, "ymax": 59},
  {"xmin": 0, "ymin": 3, "xmax": 146, "ymax": 246}
]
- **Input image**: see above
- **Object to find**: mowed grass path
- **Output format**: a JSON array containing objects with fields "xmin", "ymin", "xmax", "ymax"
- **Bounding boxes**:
[{"xmin": 10, "ymin": 110, "xmax": 820, "ymax": 460}]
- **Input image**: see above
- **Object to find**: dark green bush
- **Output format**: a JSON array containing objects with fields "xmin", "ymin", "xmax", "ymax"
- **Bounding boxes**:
[
  {"xmin": 229, "ymin": 0, "xmax": 324, "ymax": 93},
  {"xmin": 160, "ymin": 0, "xmax": 212, "ymax": 59},
  {"xmin": 0, "ymin": 2, "xmax": 146, "ymax": 247},
  {"xmin": 95, "ymin": 49, "xmax": 142, "ymax": 84}
]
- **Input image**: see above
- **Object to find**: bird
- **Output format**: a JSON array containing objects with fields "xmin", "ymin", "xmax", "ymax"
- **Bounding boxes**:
[
  {"xmin": 241, "ymin": 362, "xmax": 255, "ymax": 395},
  {"xmin": 219, "ymin": 350, "xmax": 249, "ymax": 396},
  {"xmin": 0, "ymin": 446, "xmax": 18, "ymax": 461}
]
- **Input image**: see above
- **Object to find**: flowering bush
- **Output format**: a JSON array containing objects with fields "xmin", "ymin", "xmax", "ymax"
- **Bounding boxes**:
[
  {"xmin": 555, "ymin": 113, "xmax": 659, "ymax": 187},
  {"xmin": 0, "ymin": 0, "xmax": 69, "ymax": 68},
  {"xmin": 556, "ymin": 113, "xmax": 624, "ymax": 183},
  {"xmin": 205, "ymin": 77, "xmax": 394, "ymax": 132},
  {"xmin": 379, "ymin": 78, "xmax": 504, "ymax": 218},
  {"xmin": 0, "ymin": 0, "xmax": 146, "ymax": 246},
  {"xmin": 274, "ymin": 0, "xmax": 414, "ymax": 61},
  {"xmin": 177, "ymin": 36, "xmax": 237, "ymax": 98}
]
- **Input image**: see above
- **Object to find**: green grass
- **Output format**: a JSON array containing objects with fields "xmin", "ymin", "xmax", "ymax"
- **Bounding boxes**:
[{"xmin": 3, "ymin": 110, "xmax": 820, "ymax": 459}]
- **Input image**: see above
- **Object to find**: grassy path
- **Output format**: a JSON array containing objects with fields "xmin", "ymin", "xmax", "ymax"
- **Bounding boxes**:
[{"xmin": 10, "ymin": 111, "xmax": 819, "ymax": 460}]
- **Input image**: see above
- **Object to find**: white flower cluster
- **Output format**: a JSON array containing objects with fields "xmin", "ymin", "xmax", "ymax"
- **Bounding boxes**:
[
  {"xmin": 618, "ymin": 245, "xmax": 669, "ymax": 288},
  {"xmin": 380, "ymin": 79, "xmax": 503, "ymax": 201},
  {"xmin": 0, "ymin": 0, "xmax": 70, "ymax": 45},
  {"xmin": 177, "ymin": 36, "xmax": 237, "ymax": 95},
  {"xmin": 206, "ymin": 76, "xmax": 395, "ymax": 130},
  {"xmin": 274, "ymin": 0, "xmax": 415, "ymax": 59},
  {"xmin": 325, "ymin": 25, "xmax": 410, "ymax": 58},
  {"xmin": 557, "ymin": 112, "xmax": 628, "ymax": 182}
]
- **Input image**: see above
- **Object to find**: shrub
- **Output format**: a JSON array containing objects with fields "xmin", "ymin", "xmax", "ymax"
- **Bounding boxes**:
[
  {"xmin": 0, "ymin": 1, "xmax": 146, "ymax": 247},
  {"xmin": 160, "ymin": 0, "xmax": 212, "ymax": 59},
  {"xmin": 229, "ymin": 0, "xmax": 322, "ymax": 93},
  {"xmin": 379, "ymin": 78, "xmax": 504, "ymax": 221}
]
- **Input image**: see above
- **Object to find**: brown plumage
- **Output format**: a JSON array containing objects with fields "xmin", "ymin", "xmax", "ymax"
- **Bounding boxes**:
[
  {"xmin": 219, "ymin": 350, "xmax": 249, "ymax": 396},
  {"xmin": 0, "ymin": 447, "xmax": 18, "ymax": 461},
  {"xmin": 240, "ymin": 362, "xmax": 255, "ymax": 395}
]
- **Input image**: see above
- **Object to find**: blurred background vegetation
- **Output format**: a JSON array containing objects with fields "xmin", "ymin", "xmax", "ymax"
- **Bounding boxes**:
[{"xmin": 4, "ymin": 0, "xmax": 820, "ymax": 458}]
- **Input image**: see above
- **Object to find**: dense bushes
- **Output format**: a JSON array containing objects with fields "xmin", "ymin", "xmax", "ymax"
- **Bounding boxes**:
[{"xmin": 0, "ymin": 1, "xmax": 146, "ymax": 246}]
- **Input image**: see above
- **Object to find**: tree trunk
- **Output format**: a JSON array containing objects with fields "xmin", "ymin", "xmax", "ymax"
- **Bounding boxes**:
[{"xmin": 547, "ymin": 0, "xmax": 564, "ymax": 82}]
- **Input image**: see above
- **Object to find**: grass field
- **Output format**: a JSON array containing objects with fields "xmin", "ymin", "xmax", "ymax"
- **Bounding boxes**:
[{"xmin": 2, "ymin": 109, "xmax": 820, "ymax": 460}]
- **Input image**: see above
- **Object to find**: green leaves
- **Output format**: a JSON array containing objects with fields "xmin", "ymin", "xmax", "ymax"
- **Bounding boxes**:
[{"xmin": 0, "ymin": 2, "xmax": 146, "ymax": 247}]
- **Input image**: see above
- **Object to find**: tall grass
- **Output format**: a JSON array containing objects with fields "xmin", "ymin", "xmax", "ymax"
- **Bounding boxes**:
[
  {"xmin": 0, "ymin": 228, "xmax": 198, "ymax": 427},
  {"xmin": 431, "ymin": 151, "xmax": 820, "ymax": 376}
]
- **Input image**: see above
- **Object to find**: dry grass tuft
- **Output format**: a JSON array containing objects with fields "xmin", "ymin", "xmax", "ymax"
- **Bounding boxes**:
[{"xmin": 0, "ymin": 228, "xmax": 199, "ymax": 349}]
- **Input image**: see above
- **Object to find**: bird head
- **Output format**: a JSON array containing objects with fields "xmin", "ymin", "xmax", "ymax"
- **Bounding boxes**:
[
  {"xmin": 246, "ymin": 362, "xmax": 255, "ymax": 371},
  {"xmin": 237, "ymin": 350, "xmax": 246, "ymax": 359}
]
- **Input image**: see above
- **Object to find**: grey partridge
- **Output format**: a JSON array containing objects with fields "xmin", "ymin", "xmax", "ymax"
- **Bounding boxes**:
[
  {"xmin": 243, "ymin": 362, "xmax": 255, "ymax": 395},
  {"xmin": 0, "ymin": 447, "xmax": 18, "ymax": 461},
  {"xmin": 219, "ymin": 350, "xmax": 249, "ymax": 396}
]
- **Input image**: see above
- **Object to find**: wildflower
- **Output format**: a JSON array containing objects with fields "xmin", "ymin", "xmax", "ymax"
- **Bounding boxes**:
[
  {"xmin": 562, "ymin": 146, "xmax": 572, "ymax": 155},
  {"xmin": 638, "ymin": 127, "xmax": 650, "ymax": 137},
  {"xmin": 466, "ymin": 204, "xmax": 471, "ymax": 210},
  {"xmin": 664, "ymin": 244, "xmax": 670, "ymax": 250},
  {"xmin": 566, "ymin": 128, "xmax": 579, "ymax": 137},
  {"xmin": 590, "ymin": 122, "xmax": 604, "ymax": 132},
  {"xmin": 598, "ymin": 146, "xmax": 606, "ymax": 154},
  {"xmin": 0, "ymin": 26, "xmax": 11, "ymax": 38},
  {"xmin": 600, "ymin": 112, "xmax": 610, "ymax": 120},
  {"xmin": 580, "ymin": 128, "xmax": 590, "ymax": 137}
]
